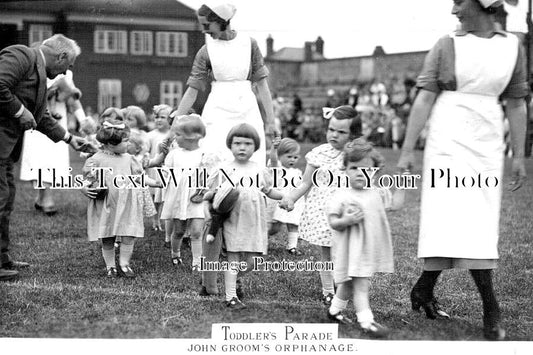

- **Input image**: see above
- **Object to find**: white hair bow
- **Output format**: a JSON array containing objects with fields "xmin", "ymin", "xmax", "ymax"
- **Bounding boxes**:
[
  {"xmin": 102, "ymin": 121, "xmax": 125, "ymax": 129},
  {"xmin": 322, "ymin": 107, "xmax": 338, "ymax": 119}
]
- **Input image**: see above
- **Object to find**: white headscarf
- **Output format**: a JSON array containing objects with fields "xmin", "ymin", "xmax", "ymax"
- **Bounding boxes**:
[
  {"xmin": 204, "ymin": 2, "xmax": 236, "ymax": 21},
  {"xmin": 478, "ymin": 0, "xmax": 503, "ymax": 8}
]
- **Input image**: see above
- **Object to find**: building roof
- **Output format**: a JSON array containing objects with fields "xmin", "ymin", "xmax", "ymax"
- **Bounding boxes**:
[
  {"xmin": 1, "ymin": 0, "xmax": 197, "ymax": 19},
  {"xmin": 268, "ymin": 47, "xmax": 325, "ymax": 62}
]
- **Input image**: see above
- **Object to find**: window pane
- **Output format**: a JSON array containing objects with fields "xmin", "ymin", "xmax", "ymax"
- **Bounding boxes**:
[{"xmin": 168, "ymin": 34, "xmax": 175, "ymax": 54}]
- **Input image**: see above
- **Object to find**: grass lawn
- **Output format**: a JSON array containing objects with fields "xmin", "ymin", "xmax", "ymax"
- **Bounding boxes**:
[{"xmin": 1, "ymin": 144, "xmax": 532, "ymax": 341}]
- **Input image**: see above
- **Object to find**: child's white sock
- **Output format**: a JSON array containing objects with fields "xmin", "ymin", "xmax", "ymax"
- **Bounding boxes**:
[
  {"xmin": 286, "ymin": 231, "xmax": 298, "ymax": 250},
  {"xmin": 356, "ymin": 308, "xmax": 374, "ymax": 327},
  {"xmin": 319, "ymin": 270, "xmax": 335, "ymax": 296},
  {"xmin": 102, "ymin": 247, "xmax": 116, "ymax": 269},
  {"xmin": 224, "ymin": 269, "xmax": 238, "ymax": 301},
  {"xmin": 119, "ymin": 243, "xmax": 134, "ymax": 268},
  {"xmin": 191, "ymin": 238, "xmax": 202, "ymax": 267},
  {"xmin": 329, "ymin": 296, "xmax": 348, "ymax": 315}
]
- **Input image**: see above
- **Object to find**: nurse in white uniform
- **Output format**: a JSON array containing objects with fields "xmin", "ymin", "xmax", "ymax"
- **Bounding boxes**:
[
  {"xmin": 397, "ymin": 0, "xmax": 527, "ymax": 341},
  {"xmin": 174, "ymin": 3, "xmax": 279, "ymax": 297}
]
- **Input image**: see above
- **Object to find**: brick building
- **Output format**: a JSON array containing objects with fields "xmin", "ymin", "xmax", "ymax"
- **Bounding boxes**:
[{"xmin": 0, "ymin": 0, "xmax": 204, "ymax": 114}]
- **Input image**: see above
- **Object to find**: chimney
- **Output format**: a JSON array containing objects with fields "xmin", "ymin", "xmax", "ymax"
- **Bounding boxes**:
[
  {"xmin": 266, "ymin": 34, "xmax": 274, "ymax": 57},
  {"xmin": 372, "ymin": 45, "xmax": 386, "ymax": 56},
  {"xmin": 315, "ymin": 36, "xmax": 324, "ymax": 56},
  {"xmin": 304, "ymin": 41, "xmax": 313, "ymax": 62}
]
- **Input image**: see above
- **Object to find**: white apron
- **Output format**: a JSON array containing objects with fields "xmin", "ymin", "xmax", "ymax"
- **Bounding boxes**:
[
  {"xmin": 418, "ymin": 33, "xmax": 519, "ymax": 260},
  {"xmin": 201, "ymin": 32, "xmax": 266, "ymax": 165},
  {"xmin": 20, "ymin": 72, "xmax": 71, "ymax": 183}
]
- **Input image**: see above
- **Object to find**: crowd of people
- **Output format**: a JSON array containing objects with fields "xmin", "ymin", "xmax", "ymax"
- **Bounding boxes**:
[
  {"xmin": 0, "ymin": 0, "xmax": 528, "ymax": 342},
  {"xmin": 273, "ymin": 78, "xmax": 418, "ymax": 150}
]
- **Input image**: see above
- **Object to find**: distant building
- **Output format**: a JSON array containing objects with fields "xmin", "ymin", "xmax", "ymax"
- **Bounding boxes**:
[
  {"xmin": 265, "ymin": 35, "xmax": 426, "ymax": 107},
  {"xmin": 0, "ymin": 0, "xmax": 204, "ymax": 114}
]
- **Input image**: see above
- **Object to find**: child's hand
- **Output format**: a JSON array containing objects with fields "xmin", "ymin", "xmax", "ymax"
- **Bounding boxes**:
[
  {"xmin": 158, "ymin": 140, "xmax": 170, "ymax": 155},
  {"xmin": 206, "ymin": 234, "xmax": 216, "ymax": 244},
  {"xmin": 81, "ymin": 186, "xmax": 99, "ymax": 199},
  {"xmin": 343, "ymin": 203, "xmax": 364, "ymax": 225},
  {"xmin": 142, "ymin": 155, "xmax": 151, "ymax": 169}
]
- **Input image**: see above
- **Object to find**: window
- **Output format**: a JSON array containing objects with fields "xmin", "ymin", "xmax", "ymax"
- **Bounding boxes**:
[
  {"xmin": 94, "ymin": 30, "xmax": 127, "ymax": 54},
  {"xmin": 29, "ymin": 24, "xmax": 52, "ymax": 46},
  {"xmin": 98, "ymin": 79, "xmax": 121, "ymax": 113},
  {"xmin": 160, "ymin": 81, "xmax": 182, "ymax": 108},
  {"xmin": 156, "ymin": 32, "xmax": 187, "ymax": 57},
  {"xmin": 130, "ymin": 31, "xmax": 153, "ymax": 55}
]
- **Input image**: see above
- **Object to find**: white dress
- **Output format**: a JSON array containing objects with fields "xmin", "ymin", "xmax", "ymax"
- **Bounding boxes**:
[
  {"xmin": 20, "ymin": 72, "xmax": 72, "ymax": 183},
  {"xmin": 201, "ymin": 33, "xmax": 266, "ymax": 165},
  {"xmin": 160, "ymin": 148, "xmax": 219, "ymax": 220},
  {"xmin": 419, "ymin": 33, "xmax": 519, "ymax": 260}
]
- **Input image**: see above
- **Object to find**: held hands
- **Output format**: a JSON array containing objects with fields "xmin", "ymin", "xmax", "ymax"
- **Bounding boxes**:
[
  {"xmin": 271, "ymin": 135, "xmax": 281, "ymax": 149},
  {"xmin": 265, "ymin": 121, "xmax": 281, "ymax": 139},
  {"xmin": 142, "ymin": 153, "xmax": 151, "ymax": 169},
  {"xmin": 19, "ymin": 108, "xmax": 37, "ymax": 131},
  {"xmin": 279, "ymin": 196, "xmax": 295, "ymax": 212},
  {"xmin": 69, "ymin": 135, "xmax": 87, "ymax": 151},
  {"xmin": 159, "ymin": 137, "xmax": 173, "ymax": 155},
  {"xmin": 509, "ymin": 157, "xmax": 526, "ymax": 192}
]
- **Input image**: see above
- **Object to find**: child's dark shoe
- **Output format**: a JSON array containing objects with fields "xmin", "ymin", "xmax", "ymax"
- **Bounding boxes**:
[
  {"xmin": 199, "ymin": 286, "xmax": 218, "ymax": 297},
  {"xmin": 163, "ymin": 241, "xmax": 171, "ymax": 248},
  {"xmin": 360, "ymin": 321, "xmax": 390, "ymax": 339},
  {"xmin": 106, "ymin": 267, "xmax": 118, "ymax": 278},
  {"xmin": 119, "ymin": 265, "xmax": 135, "ymax": 278},
  {"xmin": 327, "ymin": 311, "xmax": 353, "ymax": 325},
  {"xmin": 484, "ymin": 324, "xmax": 505, "ymax": 341},
  {"xmin": 322, "ymin": 293, "xmax": 334, "ymax": 306},
  {"xmin": 226, "ymin": 297, "xmax": 246, "ymax": 310}
]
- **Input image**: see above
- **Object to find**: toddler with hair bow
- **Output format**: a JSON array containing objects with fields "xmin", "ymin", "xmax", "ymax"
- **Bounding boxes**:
[
  {"xmin": 280, "ymin": 105, "xmax": 362, "ymax": 306},
  {"xmin": 81, "ymin": 108, "xmax": 161, "ymax": 278}
]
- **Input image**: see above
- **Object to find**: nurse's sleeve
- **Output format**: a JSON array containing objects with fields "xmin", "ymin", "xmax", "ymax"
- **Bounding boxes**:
[
  {"xmin": 186, "ymin": 45, "xmax": 211, "ymax": 92},
  {"xmin": 416, "ymin": 35, "xmax": 456, "ymax": 93},
  {"xmin": 501, "ymin": 39, "xmax": 529, "ymax": 99},
  {"xmin": 249, "ymin": 38, "xmax": 269, "ymax": 83}
]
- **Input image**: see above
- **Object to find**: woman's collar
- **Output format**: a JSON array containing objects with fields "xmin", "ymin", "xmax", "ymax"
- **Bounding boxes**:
[{"xmin": 456, "ymin": 22, "xmax": 507, "ymax": 37}]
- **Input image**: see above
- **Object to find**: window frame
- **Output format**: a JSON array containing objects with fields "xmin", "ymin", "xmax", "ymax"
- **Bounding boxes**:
[
  {"xmin": 130, "ymin": 31, "xmax": 153, "ymax": 56},
  {"xmin": 98, "ymin": 79, "xmax": 122, "ymax": 113},
  {"xmin": 160, "ymin": 80, "xmax": 183, "ymax": 108},
  {"xmin": 94, "ymin": 29, "xmax": 128, "ymax": 54},
  {"xmin": 28, "ymin": 24, "xmax": 53, "ymax": 46},
  {"xmin": 155, "ymin": 32, "xmax": 188, "ymax": 57}
]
